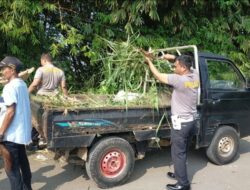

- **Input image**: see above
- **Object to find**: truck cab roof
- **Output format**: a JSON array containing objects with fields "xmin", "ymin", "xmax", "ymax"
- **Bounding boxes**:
[{"xmin": 198, "ymin": 52, "xmax": 229, "ymax": 61}]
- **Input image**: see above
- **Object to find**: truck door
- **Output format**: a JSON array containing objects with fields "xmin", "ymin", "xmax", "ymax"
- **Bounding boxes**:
[{"xmin": 201, "ymin": 57, "xmax": 250, "ymax": 145}]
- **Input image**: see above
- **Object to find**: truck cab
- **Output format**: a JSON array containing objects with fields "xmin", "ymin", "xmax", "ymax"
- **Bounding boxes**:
[{"xmin": 197, "ymin": 51, "xmax": 250, "ymax": 164}]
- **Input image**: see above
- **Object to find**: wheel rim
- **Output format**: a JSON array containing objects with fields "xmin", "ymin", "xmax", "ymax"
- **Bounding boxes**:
[
  {"xmin": 100, "ymin": 149, "xmax": 126, "ymax": 178},
  {"xmin": 218, "ymin": 136, "xmax": 234, "ymax": 157}
]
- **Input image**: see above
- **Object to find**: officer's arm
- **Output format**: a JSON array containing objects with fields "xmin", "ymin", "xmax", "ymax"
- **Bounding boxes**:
[
  {"xmin": 145, "ymin": 56, "xmax": 169, "ymax": 84},
  {"xmin": 162, "ymin": 53, "xmax": 176, "ymax": 61},
  {"xmin": 60, "ymin": 80, "xmax": 68, "ymax": 96},
  {"xmin": 28, "ymin": 78, "xmax": 41, "ymax": 94}
]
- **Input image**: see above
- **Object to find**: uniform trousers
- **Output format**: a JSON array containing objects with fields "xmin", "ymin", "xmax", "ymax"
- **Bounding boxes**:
[{"xmin": 171, "ymin": 120, "xmax": 196, "ymax": 186}]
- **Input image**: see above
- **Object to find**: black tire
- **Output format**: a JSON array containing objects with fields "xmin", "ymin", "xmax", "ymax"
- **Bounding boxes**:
[
  {"xmin": 206, "ymin": 126, "xmax": 239, "ymax": 165},
  {"xmin": 86, "ymin": 137, "xmax": 135, "ymax": 188}
]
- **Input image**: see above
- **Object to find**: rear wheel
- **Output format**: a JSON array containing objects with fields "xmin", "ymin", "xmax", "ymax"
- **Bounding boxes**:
[
  {"xmin": 206, "ymin": 126, "xmax": 239, "ymax": 165},
  {"xmin": 86, "ymin": 137, "xmax": 135, "ymax": 188}
]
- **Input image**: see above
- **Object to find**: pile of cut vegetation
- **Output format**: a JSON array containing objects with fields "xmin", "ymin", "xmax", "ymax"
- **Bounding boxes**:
[
  {"xmin": 31, "ymin": 89, "xmax": 171, "ymax": 110},
  {"xmin": 31, "ymin": 36, "xmax": 173, "ymax": 109}
]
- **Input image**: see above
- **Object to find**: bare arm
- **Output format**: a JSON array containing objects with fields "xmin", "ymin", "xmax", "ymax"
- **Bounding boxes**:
[
  {"xmin": 61, "ymin": 80, "xmax": 68, "ymax": 96},
  {"xmin": 162, "ymin": 53, "xmax": 176, "ymax": 61},
  {"xmin": 28, "ymin": 78, "xmax": 41, "ymax": 94},
  {"xmin": 0, "ymin": 104, "xmax": 15, "ymax": 136},
  {"xmin": 144, "ymin": 56, "xmax": 169, "ymax": 84}
]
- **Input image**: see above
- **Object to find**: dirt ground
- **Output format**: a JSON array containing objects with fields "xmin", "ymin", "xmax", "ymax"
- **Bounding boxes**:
[{"xmin": 1, "ymin": 136, "xmax": 250, "ymax": 190}]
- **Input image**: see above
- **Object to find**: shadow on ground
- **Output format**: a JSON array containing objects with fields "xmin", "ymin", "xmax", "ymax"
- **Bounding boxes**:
[
  {"xmin": 32, "ymin": 164, "xmax": 84, "ymax": 190},
  {"xmin": 127, "ymin": 146, "xmax": 208, "ymax": 184}
]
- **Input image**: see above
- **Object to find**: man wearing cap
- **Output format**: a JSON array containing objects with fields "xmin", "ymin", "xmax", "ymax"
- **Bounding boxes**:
[
  {"xmin": 0, "ymin": 56, "xmax": 32, "ymax": 190},
  {"xmin": 144, "ymin": 53, "xmax": 199, "ymax": 190}
]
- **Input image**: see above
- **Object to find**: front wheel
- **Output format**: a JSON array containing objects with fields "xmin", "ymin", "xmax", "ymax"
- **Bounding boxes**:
[
  {"xmin": 206, "ymin": 126, "xmax": 239, "ymax": 165},
  {"xmin": 86, "ymin": 137, "xmax": 135, "ymax": 188}
]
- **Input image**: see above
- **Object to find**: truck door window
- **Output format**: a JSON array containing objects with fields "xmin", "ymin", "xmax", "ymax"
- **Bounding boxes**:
[{"xmin": 207, "ymin": 60, "xmax": 245, "ymax": 89}]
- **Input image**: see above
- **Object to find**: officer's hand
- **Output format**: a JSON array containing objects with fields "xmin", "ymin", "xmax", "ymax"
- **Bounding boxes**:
[
  {"xmin": 144, "ymin": 56, "xmax": 152, "ymax": 65},
  {"xmin": 140, "ymin": 49, "xmax": 154, "ymax": 65},
  {"xmin": 140, "ymin": 49, "xmax": 154, "ymax": 59}
]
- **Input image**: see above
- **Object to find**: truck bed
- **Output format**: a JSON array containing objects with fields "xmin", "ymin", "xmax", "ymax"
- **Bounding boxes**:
[{"xmin": 30, "ymin": 94, "xmax": 172, "ymax": 148}]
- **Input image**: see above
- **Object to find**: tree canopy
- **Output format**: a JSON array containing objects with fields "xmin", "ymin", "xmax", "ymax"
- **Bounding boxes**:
[{"xmin": 0, "ymin": 0, "xmax": 249, "ymax": 92}]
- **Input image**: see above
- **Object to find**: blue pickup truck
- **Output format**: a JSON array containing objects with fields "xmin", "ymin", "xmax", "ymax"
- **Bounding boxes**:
[{"xmin": 30, "ymin": 45, "xmax": 250, "ymax": 188}]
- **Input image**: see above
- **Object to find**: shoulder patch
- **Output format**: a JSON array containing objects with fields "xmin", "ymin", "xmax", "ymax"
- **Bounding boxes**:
[{"xmin": 184, "ymin": 81, "xmax": 199, "ymax": 88}]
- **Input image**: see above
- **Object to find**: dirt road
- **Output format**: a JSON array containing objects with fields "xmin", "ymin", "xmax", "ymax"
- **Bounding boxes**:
[{"xmin": 1, "ymin": 136, "xmax": 250, "ymax": 190}]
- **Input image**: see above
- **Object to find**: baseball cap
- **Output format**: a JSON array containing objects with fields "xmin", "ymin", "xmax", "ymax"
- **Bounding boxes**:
[{"xmin": 0, "ymin": 56, "xmax": 23, "ymax": 73}]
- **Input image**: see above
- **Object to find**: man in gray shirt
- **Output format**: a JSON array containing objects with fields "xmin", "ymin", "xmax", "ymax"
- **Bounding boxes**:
[
  {"xmin": 29, "ymin": 53, "xmax": 68, "ymax": 96},
  {"xmin": 28, "ymin": 53, "xmax": 68, "ymax": 149},
  {"xmin": 144, "ymin": 52, "xmax": 199, "ymax": 190}
]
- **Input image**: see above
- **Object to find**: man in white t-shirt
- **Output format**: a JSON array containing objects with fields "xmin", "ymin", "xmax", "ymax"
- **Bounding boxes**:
[{"xmin": 0, "ymin": 56, "xmax": 32, "ymax": 190}]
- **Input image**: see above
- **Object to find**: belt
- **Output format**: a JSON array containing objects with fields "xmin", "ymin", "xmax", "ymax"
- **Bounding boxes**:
[{"xmin": 174, "ymin": 115, "xmax": 194, "ymax": 122}]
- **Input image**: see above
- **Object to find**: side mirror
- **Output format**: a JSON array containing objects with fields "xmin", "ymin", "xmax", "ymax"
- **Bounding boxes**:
[{"xmin": 247, "ymin": 78, "xmax": 250, "ymax": 88}]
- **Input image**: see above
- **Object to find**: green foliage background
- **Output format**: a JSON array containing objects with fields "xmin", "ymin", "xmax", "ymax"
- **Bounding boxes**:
[{"xmin": 0, "ymin": 0, "xmax": 249, "ymax": 92}]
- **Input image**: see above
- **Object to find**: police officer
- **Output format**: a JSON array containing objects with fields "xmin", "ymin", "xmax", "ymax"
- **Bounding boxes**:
[
  {"xmin": 144, "ymin": 52, "xmax": 199, "ymax": 190},
  {"xmin": 28, "ymin": 53, "xmax": 68, "ymax": 148}
]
